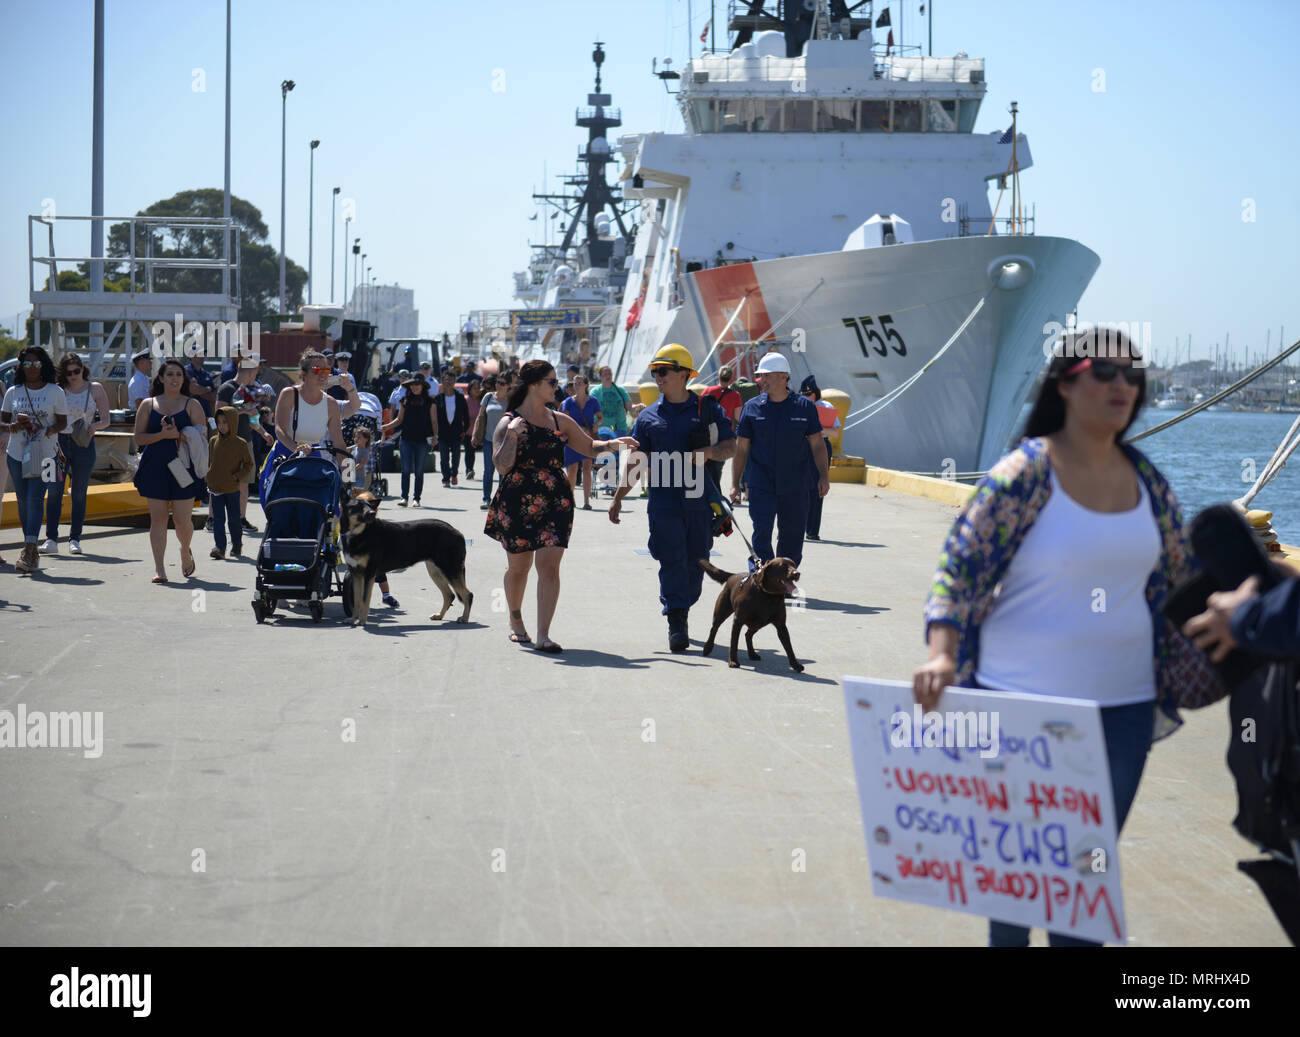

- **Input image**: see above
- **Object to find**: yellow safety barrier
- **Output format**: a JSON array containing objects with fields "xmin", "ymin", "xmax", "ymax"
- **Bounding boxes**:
[{"xmin": 2, "ymin": 482, "xmax": 154, "ymax": 530}]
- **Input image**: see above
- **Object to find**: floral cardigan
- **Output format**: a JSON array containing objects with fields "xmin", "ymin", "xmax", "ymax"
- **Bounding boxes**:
[{"xmin": 923, "ymin": 436, "xmax": 1191, "ymax": 741}]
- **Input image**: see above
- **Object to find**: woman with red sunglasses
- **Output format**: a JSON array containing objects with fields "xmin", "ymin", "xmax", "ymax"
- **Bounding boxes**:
[{"xmin": 914, "ymin": 327, "xmax": 1196, "ymax": 947}]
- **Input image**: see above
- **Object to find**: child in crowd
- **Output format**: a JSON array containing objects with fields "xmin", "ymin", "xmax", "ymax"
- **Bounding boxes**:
[
  {"xmin": 206, "ymin": 405, "xmax": 254, "ymax": 559},
  {"xmin": 348, "ymin": 426, "xmax": 373, "ymax": 497}
]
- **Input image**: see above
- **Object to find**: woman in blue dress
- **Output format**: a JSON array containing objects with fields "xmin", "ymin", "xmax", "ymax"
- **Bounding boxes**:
[
  {"xmin": 133, "ymin": 358, "xmax": 207, "ymax": 583},
  {"xmin": 561, "ymin": 374, "xmax": 602, "ymax": 510}
]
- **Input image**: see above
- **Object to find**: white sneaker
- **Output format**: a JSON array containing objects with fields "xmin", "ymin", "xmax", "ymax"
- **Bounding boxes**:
[
  {"xmin": 69, "ymin": 540, "xmax": 82, "ymax": 554},
  {"xmin": 40, "ymin": 538, "xmax": 57, "ymax": 555}
]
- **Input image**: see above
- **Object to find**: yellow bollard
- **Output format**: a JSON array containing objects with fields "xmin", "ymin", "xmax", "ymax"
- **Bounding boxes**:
[{"xmin": 821, "ymin": 388, "xmax": 851, "ymax": 457}]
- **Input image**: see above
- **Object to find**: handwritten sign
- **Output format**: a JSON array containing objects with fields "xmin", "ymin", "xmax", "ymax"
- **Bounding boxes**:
[
  {"xmin": 509, "ymin": 308, "xmax": 583, "ymax": 327},
  {"xmin": 842, "ymin": 677, "xmax": 1125, "ymax": 944}
]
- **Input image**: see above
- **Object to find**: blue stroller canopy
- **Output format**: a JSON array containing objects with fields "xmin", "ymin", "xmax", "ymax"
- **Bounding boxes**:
[{"xmin": 264, "ymin": 455, "xmax": 342, "ymax": 540}]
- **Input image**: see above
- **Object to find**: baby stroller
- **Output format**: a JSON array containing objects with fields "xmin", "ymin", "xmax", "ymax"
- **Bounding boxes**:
[{"xmin": 252, "ymin": 452, "xmax": 351, "ymax": 624}]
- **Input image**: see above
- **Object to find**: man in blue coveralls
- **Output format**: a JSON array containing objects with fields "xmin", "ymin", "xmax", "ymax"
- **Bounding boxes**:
[
  {"xmin": 731, "ymin": 352, "xmax": 830, "ymax": 568},
  {"xmin": 610, "ymin": 344, "xmax": 736, "ymax": 652}
]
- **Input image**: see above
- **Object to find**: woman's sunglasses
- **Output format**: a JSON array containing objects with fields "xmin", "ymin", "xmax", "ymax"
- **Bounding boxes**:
[
  {"xmin": 1064, "ymin": 358, "xmax": 1145, "ymax": 386},
  {"xmin": 306, "ymin": 365, "xmax": 330, "ymax": 374},
  {"xmin": 21, "ymin": 359, "xmax": 43, "ymax": 367},
  {"xmin": 66, "ymin": 367, "xmax": 84, "ymax": 375},
  {"xmin": 544, "ymin": 377, "xmax": 559, "ymax": 387}
]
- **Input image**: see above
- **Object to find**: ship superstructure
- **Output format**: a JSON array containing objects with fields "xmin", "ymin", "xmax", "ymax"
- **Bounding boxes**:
[{"xmin": 602, "ymin": 1, "xmax": 1098, "ymax": 472}]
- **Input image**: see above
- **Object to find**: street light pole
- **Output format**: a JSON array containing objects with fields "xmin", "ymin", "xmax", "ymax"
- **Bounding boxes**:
[
  {"xmin": 308, "ymin": 139, "xmax": 319, "ymax": 303},
  {"xmin": 361, "ymin": 253, "xmax": 367, "ymax": 322},
  {"xmin": 352, "ymin": 238, "xmax": 360, "ymax": 317},
  {"xmin": 279, "ymin": 78, "xmax": 295, "ymax": 315},
  {"xmin": 330, "ymin": 187, "xmax": 340, "ymax": 302},
  {"xmin": 343, "ymin": 217, "xmax": 352, "ymax": 311}
]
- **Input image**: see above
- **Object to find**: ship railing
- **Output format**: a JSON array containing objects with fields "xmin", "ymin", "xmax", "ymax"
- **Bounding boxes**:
[
  {"xmin": 576, "ymin": 106, "xmax": 621, "ymax": 123},
  {"xmin": 956, "ymin": 211, "xmax": 1035, "ymax": 237}
]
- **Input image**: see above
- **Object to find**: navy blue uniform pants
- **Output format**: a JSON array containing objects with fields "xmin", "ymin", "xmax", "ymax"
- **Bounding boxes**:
[
  {"xmin": 646, "ymin": 509, "xmax": 713, "ymax": 614},
  {"xmin": 749, "ymin": 487, "xmax": 811, "ymax": 567},
  {"xmin": 806, "ymin": 437, "xmax": 832, "ymax": 538}
]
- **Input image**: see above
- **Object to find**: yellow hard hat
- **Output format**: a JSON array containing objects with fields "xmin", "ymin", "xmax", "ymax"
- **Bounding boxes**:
[{"xmin": 648, "ymin": 343, "xmax": 697, "ymax": 378}]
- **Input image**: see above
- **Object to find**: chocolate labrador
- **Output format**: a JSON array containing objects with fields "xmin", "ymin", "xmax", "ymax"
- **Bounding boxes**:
[{"xmin": 698, "ymin": 557, "xmax": 803, "ymax": 671}]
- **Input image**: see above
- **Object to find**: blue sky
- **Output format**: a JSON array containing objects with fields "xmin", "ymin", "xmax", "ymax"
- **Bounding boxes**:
[{"xmin": 2, "ymin": 0, "xmax": 1297, "ymax": 367}]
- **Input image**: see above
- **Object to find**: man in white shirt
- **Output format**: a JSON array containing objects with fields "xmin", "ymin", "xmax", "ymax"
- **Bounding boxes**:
[
  {"xmin": 127, "ymin": 348, "xmax": 153, "ymax": 410},
  {"xmin": 388, "ymin": 370, "xmax": 410, "ymax": 411}
]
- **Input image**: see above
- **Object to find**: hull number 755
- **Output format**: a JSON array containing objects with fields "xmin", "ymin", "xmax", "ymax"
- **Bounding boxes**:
[{"xmin": 841, "ymin": 314, "xmax": 907, "ymax": 357}]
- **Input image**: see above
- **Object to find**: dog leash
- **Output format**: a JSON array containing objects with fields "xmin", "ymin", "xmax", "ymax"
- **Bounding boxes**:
[{"xmin": 715, "ymin": 492, "xmax": 761, "ymax": 569}]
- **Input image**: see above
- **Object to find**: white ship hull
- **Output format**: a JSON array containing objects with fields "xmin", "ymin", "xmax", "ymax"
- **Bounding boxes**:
[{"xmin": 608, "ymin": 234, "xmax": 1098, "ymax": 472}]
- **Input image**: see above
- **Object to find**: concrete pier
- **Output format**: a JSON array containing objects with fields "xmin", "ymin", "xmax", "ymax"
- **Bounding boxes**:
[{"xmin": 0, "ymin": 473, "xmax": 1287, "ymax": 945}]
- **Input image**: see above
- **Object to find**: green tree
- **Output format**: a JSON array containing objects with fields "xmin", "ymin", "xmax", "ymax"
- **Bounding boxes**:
[
  {"xmin": 99, "ymin": 189, "xmax": 306, "ymax": 323},
  {"xmin": 0, "ymin": 327, "xmax": 27, "ymax": 361}
]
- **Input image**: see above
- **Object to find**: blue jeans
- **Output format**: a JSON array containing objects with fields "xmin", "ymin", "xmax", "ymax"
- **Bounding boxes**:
[
  {"xmin": 45, "ymin": 435, "xmax": 96, "ymax": 541},
  {"xmin": 399, "ymin": 438, "xmax": 429, "ymax": 501},
  {"xmin": 209, "ymin": 491, "xmax": 241, "ymax": 553},
  {"xmin": 988, "ymin": 698, "xmax": 1156, "ymax": 947},
  {"xmin": 7, "ymin": 454, "xmax": 47, "ymax": 544},
  {"xmin": 481, "ymin": 443, "xmax": 495, "ymax": 502}
]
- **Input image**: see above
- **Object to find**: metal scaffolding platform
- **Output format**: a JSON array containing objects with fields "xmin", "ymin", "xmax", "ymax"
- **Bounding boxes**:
[{"xmin": 28, "ymin": 214, "xmax": 241, "ymax": 380}]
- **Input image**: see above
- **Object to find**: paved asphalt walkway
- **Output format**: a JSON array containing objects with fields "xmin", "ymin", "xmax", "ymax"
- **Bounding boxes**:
[{"xmin": 0, "ymin": 470, "xmax": 1287, "ymax": 945}]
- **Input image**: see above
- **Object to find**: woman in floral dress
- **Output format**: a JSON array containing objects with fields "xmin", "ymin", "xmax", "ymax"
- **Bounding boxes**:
[{"xmin": 486, "ymin": 360, "xmax": 637, "ymax": 652}]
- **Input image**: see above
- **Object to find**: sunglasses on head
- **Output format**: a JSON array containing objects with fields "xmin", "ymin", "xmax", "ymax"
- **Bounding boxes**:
[{"xmin": 1064, "ymin": 357, "xmax": 1145, "ymax": 386}]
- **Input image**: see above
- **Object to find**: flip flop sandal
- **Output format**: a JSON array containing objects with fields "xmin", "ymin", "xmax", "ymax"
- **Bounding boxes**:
[
  {"xmin": 151, "ymin": 575, "xmax": 169, "ymax": 584},
  {"xmin": 181, "ymin": 550, "xmax": 196, "ymax": 578},
  {"xmin": 534, "ymin": 640, "xmax": 563, "ymax": 654},
  {"xmin": 508, "ymin": 632, "xmax": 532, "ymax": 644}
]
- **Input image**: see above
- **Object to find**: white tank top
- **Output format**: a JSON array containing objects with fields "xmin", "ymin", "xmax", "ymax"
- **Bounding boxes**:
[
  {"xmin": 293, "ymin": 391, "xmax": 330, "ymax": 445},
  {"xmin": 63, "ymin": 384, "xmax": 97, "ymax": 426},
  {"xmin": 976, "ymin": 468, "xmax": 1161, "ymax": 705}
]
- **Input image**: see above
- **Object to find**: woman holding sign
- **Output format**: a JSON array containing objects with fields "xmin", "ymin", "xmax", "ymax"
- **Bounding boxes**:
[{"xmin": 914, "ymin": 327, "xmax": 1195, "ymax": 948}]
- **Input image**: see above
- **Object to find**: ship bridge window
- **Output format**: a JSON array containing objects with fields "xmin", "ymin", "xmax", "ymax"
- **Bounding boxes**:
[
  {"xmin": 816, "ymin": 100, "xmax": 856, "ymax": 132},
  {"xmin": 925, "ymin": 99, "xmax": 958, "ymax": 132},
  {"xmin": 957, "ymin": 98, "xmax": 979, "ymax": 132},
  {"xmin": 716, "ymin": 98, "xmax": 785, "ymax": 132},
  {"xmin": 860, "ymin": 99, "xmax": 890, "ymax": 131},
  {"xmin": 893, "ymin": 100, "xmax": 922, "ymax": 132}
]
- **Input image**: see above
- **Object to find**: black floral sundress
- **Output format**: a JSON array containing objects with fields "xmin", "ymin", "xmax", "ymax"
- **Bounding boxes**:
[{"xmin": 484, "ymin": 411, "xmax": 575, "ymax": 552}]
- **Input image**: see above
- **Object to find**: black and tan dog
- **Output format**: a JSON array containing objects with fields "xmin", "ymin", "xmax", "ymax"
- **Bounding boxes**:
[
  {"xmin": 698, "ymin": 557, "xmax": 803, "ymax": 671},
  {"xmin": 342, "ymin": 493, "xmax": 473, "ymax": 627}
]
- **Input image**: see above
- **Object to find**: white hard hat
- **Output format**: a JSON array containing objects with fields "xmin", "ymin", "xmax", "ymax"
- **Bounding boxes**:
[{"xmin": 756, "ymin": 352, "xmax": 791, "ymax": 375}]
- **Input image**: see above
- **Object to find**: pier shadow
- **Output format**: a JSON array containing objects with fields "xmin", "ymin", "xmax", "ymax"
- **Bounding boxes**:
[
  {"xmin": 798, "ymin": 598, "xmax": 890, "ymax": 616},
  {"xmin": 365, "ymin": 620, "xmax": 490, "ymax": 637},
  {"xmin": 28, "ymin": 574, "xmax": 105, "ymax": 587},
  {"xmin": 181, "ymin": 578, "xmax": 244, "ymax": 593},
  {"xmin": 58, "ymin": 553, "xmax": 135, "ymax": 565},
  {"xmin": 548, "ymin": 647, "xmax": 706, "ymax": 669},
  {"xmin": 700, "ymin": 652, "xmax": 840, "ymax": 685}
]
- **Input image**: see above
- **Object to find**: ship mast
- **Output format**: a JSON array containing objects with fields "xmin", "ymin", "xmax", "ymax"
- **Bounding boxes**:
[{"xmin": 530, "ymin": 42, "xmax": 631, "ymax": 270}]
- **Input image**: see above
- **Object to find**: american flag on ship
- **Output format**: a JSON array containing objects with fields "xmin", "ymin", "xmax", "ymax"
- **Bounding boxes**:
[{"xmin": 997, "ymin": 125, "xmax": 1015, "ymax": 143}]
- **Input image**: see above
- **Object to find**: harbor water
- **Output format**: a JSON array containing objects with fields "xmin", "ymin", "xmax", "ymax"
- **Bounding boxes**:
[
  {"xmin": 1129, "ymin": 409, "xmax": 1300, "ymax": 544},
  {"xmin": 998, "ymin": 406, "xmax": 1300, "ymax": 545}
]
